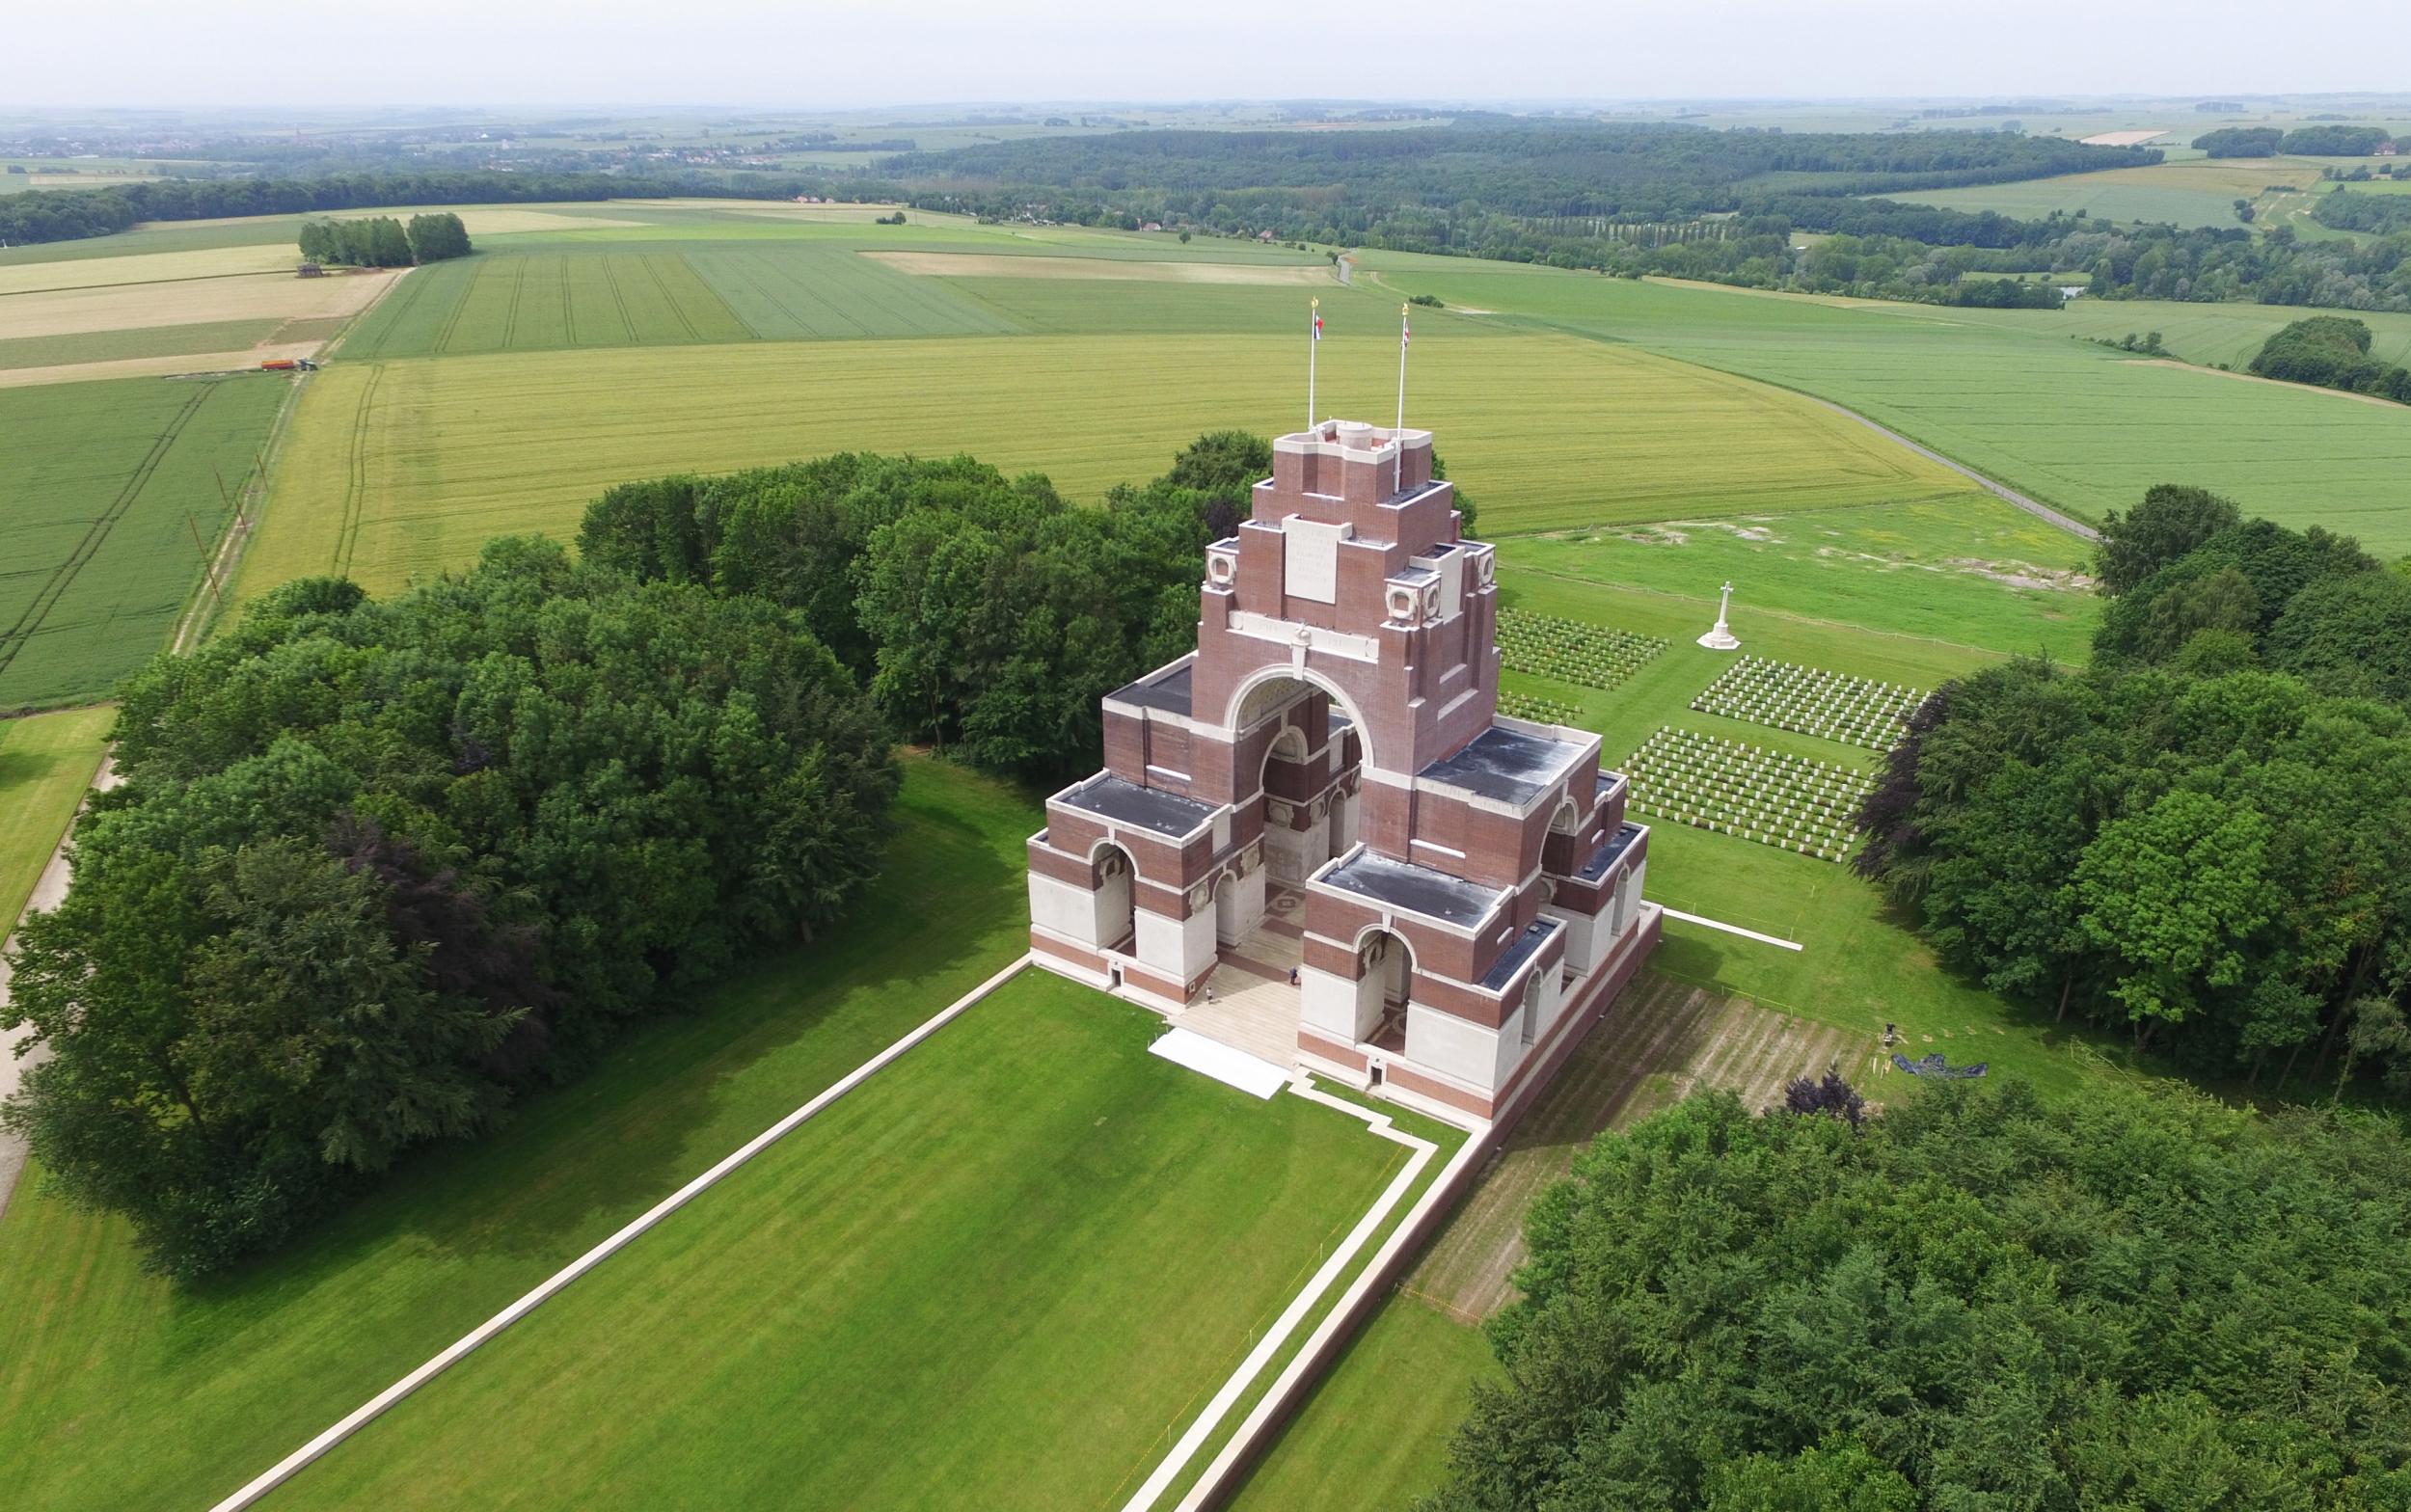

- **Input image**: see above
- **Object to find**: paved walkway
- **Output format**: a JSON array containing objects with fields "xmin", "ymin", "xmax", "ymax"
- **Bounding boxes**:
[{"xmin": 0, "ymin": 753, "xmax": 118, "ymax": 1218}]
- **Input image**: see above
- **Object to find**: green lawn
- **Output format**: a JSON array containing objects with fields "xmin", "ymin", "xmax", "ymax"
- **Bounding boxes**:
[
  {"xmin": 0, "ymin": 705, "xmax": 112, "ymax": 925},
  {"xmin": 1359, "ymin": 253, "xmax": 2411, "ymax": 554},
  {"xmin": 0, "ymin": 372, "xmax": 287, "ymax": 711},
  {"xmin": 1225, "ymin": 1295, "xmax": 1495, "ymax": 1510},
  {"xmin": 1499, "ymin": 491, "xmax": 2099, "ymax": 664},
  {"xmin": 267, "ymin": 969, "xmax": 1412, "ymax": 1509},
  {"xmin": 0, "ymin": 756, "xmax": 1043, "ymax": 1511}
]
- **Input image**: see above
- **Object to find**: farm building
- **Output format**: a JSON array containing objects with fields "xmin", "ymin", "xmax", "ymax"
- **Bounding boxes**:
[{"xmin": 1027, "ymin": 418, "xmax": 1661, "ymax": 1122}]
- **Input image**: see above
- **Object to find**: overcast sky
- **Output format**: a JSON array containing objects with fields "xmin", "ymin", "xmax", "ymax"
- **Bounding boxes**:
[{"xmin": 18, "ymin": 0, "xmax": 2400, "ymax": 112}]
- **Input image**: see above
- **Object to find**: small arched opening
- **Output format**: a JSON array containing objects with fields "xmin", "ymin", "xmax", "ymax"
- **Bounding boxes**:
[
  {"xmin": 1093, "ymin": 842, "xmax": 1138, "ymax": 954},
  {"xmin": 1358, "ymin": 926, "xmax": 1416, "ymax": 1044}
]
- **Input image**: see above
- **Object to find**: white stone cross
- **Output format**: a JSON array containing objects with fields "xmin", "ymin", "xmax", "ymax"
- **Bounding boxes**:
[{"xmin": 1696, "ymin": 580, "xmax": 1740, "ymax": 651}]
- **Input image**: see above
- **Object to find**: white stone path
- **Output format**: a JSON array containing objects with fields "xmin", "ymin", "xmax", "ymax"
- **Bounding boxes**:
[{"xmin": 205, "ymin": 954, "xmax": 1034, "ymax": 1512}]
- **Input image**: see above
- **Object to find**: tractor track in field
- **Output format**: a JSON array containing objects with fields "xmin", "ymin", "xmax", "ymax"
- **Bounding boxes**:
[
  {"xmin": 0, "ymin": 381, "xmax": 215, "ymax": 689},
  {"xmin": 332, "ymin": 365, "xmax": 385, "ymax": 579},
  {"xmin": 649, "ymin": 256, "xmax": 704, "ymax": 342},
  {"xmin": 600, "ymin": 257, "xmax": 637, "ymax": 345}
]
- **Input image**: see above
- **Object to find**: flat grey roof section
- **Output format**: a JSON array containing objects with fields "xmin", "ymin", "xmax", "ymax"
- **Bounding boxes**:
[
  {"xmin": 1571, "ymin": 821, "xmax": 1645, "ymax": 882},
  {"xmin": 1480, "ymin": 917, "xmax": 1560, "ymax": 991},
  {"xmin": 1110, "ymin": 662, "xmax": 1193, "ymax": 716},
  {"xmin": 1318, "ymin": 850, "xmax": 1504, "ymax": 929},
  {"xmin": 1420, "ymin": 725, "xmax": 1588, "ymax": 807},
  {"xmin": 1057, "ymin": 775, "xmax": 1216, "ymax": 838}
]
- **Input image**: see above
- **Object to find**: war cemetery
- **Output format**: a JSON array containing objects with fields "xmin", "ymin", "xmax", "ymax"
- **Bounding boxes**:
[{"xmin": 4, "ymin": 84, "xmax": 2411, "ymax": 1511}]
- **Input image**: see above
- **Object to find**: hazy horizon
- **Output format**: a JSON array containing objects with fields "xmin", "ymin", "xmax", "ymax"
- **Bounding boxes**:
[{"xmin": 11, "ymin": 0, "xmax": 2402, "ymax": 115}]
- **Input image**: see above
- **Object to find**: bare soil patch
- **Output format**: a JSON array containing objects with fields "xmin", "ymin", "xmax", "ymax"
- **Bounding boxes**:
[
  {"xmin": 0, "ymin": 343, "xmax": 321, "ymax": 391},
  {"xmin": 0, "ymin": 268, "xmax": 397, "ymax": 341},
  {"xmin": 863, "ymin": 250, "xmax": 1336, "ymax": 284}
]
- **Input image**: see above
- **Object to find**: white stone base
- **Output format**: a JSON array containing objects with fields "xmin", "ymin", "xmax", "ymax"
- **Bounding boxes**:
[{"xmin": 1696, "ymin": 625, "xmax": 1740, "ymax": 651}]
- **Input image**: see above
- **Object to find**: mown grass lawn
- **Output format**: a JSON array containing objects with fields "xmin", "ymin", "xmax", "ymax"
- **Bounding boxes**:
[
  {"xmin": 0, "ymin": 704, "xmax": 112, "ymax": 925},
  {"xmin": 269, "ymin": 968, "xmax": 1413, "ymax": 1510},
  {"xmin": 0, "ymin": 756, "xmax": 1043, "ymax": 1512}
]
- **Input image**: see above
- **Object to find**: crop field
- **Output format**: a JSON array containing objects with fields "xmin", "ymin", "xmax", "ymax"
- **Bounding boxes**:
[
  {"xmin": 0, "ymin": 374, "xmax": 287, "ymax": 710},
  {"xmin": 1361, "ymin": 253, "xmax": 2411, "ymax": 553},
  {"xmin": 0, "ymin": 705, "xmax": 112, "ymax": 927},
  {"xmin": 1943, "ymin": 297, "xmax": 2411, "ymax": 371},
  {"xmin": 0, "ymin": 244, "xmax": 303, "ymax": 294},
  {"xmin": 1882, "ymin": 155, "xmax": 2350, "ymax": 229},
  {"xmin": 236, "ymin": 330, "xmax": 1985, "ymax": 601},
  {"xmin": 0, "ymin": 267, "xmax": 397, "ymax": 344},
  {"xmin": 0, "ymin": 317, "xmax": 282, "ymax": 371}
]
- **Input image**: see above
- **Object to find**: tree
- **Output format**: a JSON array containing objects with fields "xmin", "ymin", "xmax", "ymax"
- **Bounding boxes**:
[
  {"xmin": 6, "ymin": 540, "xmax": 897, "ymax": 1275},
  {"xmin": 2073, "ymin": 789, "xmax": 2276, "ymax": 1044},
  {"xmin": 2264, "ymin": 569, "xmax": 2411, "ymax": 704},
  {"xmin": 403, "ymin": 212, "xmax": 472, "ymax": 262},
  {"xmin": 2094, "ymin": 483, "xmax": 2241, "ymax": 596},
  {"xmin": 1424, "ymin": 1079, "xmax": 2411, "ymax": 1511}
]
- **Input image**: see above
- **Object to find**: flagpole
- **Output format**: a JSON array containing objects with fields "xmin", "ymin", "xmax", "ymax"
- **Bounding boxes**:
[
  {"xmin": 1307, "ymin": 297, "xmax": 1319, "ymax": 431},
  {"xmin": 1394, "ymin": 303, "xmax": 1409, "ymax": 493}
]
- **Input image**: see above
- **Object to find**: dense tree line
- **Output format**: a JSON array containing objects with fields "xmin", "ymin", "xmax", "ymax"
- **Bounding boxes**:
[
  {"xmin": 2193, "ymin": 126, "xmax": 2288, "ymax": 157},
  {"xmin": 2249, "ymin": 314, "xmax": 2411, "ymax": 402},
  {"xmin": 1427, "ymin": 1077, "xmax": 2411, "ymax": 1509},
  {"xmin": 0, "ymin": 168, "xmax": 857, "ymax": 249},
  {"xmin": 2316, "ymin": 188, "xmax": 2411, "ymax": 236},
  {"xmin": 576, "ymin": 434, "xmax": 1472, "ymax": 784},
  {"xmin": 1, "ymin": 541, "xmax": 896, "ymax": 1275},
  {"xmin": 297, "ymin": 212, "xmax": 472, "ymax": 267},
  {"xmin": 893, "ymin": 122, "xmax": 2154, "ymax": 225},
  {"xmin": 1856, "ymin": 489, "xmax": 2411, "ymax": 1096}
]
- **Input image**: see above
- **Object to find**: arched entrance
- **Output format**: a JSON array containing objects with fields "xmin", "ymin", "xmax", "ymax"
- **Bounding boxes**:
[
  {"xmin": 1093, "ymin": 842, "xmax": 1137, "ymax": 954},
  {"xmin": 1353, "ymin": 926, "xmax": 1415, "ymax": 1045}
]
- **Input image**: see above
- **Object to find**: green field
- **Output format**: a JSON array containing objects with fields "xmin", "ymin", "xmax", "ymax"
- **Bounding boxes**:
[
  {"xmin": 236, "ymin": 329, "xmax": 1982, "ymax": 600},
  {"xmin": 0, "ymin": 705, "xmax": 112, "ymax": 926},
  {"xmin": 0, "ymin": 373, "xmax": 286, "ymax": 710},
  {"xmin": 1359, "ymin": 255, "xmax": 2411, "ymax": 553},
  {"xmin": 0, "ymin": 758, "xmax": 1042, "ymax": 1510},
  {"xmin": 270, "ymin": 969, "xmax": 1412, "ymax": 1509},
  {"xmin": 1503, "ymin": 492, "xmax": 2099, "ymax": 662},
  {"xmin": 1882, "ymin": 154, "xmax": 2354, "ymax": 229},
  {"xmin": 0, "ymin": 317, "xmax": 281, "ymax": 371},
  {"xmin": 1944, "ymin": 295, "xmax": 2411, "ymax": 370}
]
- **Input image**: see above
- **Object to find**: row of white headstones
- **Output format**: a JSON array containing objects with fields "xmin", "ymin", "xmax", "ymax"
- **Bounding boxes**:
[
  {"xmin": 1692, "ymin": 655, "xmax": 1927, "ymax": 753},
  {"xmin": 1623, "ymin": 726, "xmax": 1874, "ymax": 862}
]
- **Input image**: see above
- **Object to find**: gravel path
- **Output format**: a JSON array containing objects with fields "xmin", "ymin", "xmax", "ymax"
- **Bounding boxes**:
[
  {"xmin": 1791, "ymin": 392, "xmax": 2099, "ymax": 543},
  {"xmin": 0, "ymin": 753, "xmax": 118, "ymax": 1218}
]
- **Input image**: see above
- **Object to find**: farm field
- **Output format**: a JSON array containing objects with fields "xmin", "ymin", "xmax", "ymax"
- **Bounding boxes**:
[
  {"xmin": 1941, "ymin": 296, "xmax": 2411, "ymax": 370},
  {"xmin": 0, "ymin": 758, "xmax": 1043, "ymax": 1512},
  {"xmin": 0, "ymin": 373, "xmax": 287, "ymax": 711},
  {"xmin": 1882, "ymin": 154, "xmax": 2360, "ymax": 228},
  {"xmin": 0, "ymin": 266, "xmax": 396, "ymax": 345},
  {"xmin": 1503, "ymin": 493, "xmax": 2100, "ymax": 662},
  {"xmin": 0, "ymin": 317, "xmax": 282, "ymax": 371},
  {"xmin": 0, "ymin": 705, "xmax": 112, "ymax": 927},
  {"xmin": 235, "ymin": 330, "xmax": 1982, "ymax": 600},
  {"xmin": 1359, "ymin": 253, "xmax": 2411, "ymax": 553},
  {"xmin": 267, "ymin": 969, "xmax": 1419, "ymax": 1511}
]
